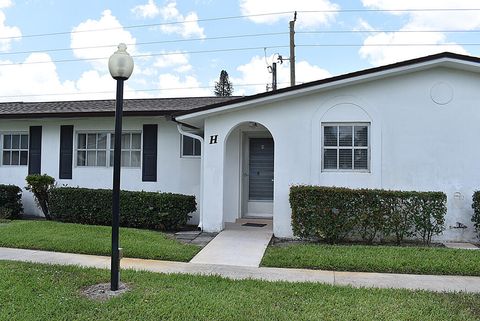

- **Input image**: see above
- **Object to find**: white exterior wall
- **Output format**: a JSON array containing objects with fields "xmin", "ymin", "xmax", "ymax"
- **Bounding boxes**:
[
  {"xmin": 0, "ymin": 116, "xmax": 201, "ymax": 223},
  {"xmin": 200, "ymin": 66, "xmax": 480, "ymax": 241}
]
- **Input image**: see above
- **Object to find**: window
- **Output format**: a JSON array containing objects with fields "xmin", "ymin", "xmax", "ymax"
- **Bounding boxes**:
[
  {"xmin": 2, "ymin": 133, "xmax": 28, "ymax": 166},
  {"xmin": 76, "ymin": 132, "xmax": 141, "ymax": 167},
  {"xmin": 181, "ymin": 135, "xmax": 201, "ymax": 157},
  {"xmin": 322, "ymin": 124, "xmax": 369, "ymax": 171},
  {"xmin": 77, "ymin": 133, "xmax": 107, "ymax": 166},
  {"xmin": 109, "ymin": 133, "xmax": 141, "ymax": 167}
]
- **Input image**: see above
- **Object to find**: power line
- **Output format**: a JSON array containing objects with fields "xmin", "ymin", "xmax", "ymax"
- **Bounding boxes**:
[
  {"xmin": 298, "ymin": 29, "xmax": 480, "ymax": 34},
  {"xmin": 2, "ymin": 8, "xmax": 480, "ymax": 41},
  {"xmin": 1, "ymin": 41, "xmax": 479, "ymax": 67},
  {"xmin": 298, "ymin": 43, "xmax": 480, "ymax": 47},
  {"xmin": 0, "ymin": 11, "xmax": 298, "ymax": 41},
  {"xmin": 0, "ymin": 82, "xmax": 292, "ymax": 99},
  {"xmin": 0, "ymin": 45, "xmax": 289, "ymax": 67},
  {"xmin": 0, "ymin": 32, "xmax": 288, "ymax": 57}
]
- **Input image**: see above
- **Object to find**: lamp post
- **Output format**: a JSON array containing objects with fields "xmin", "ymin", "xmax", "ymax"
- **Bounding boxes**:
[{"xmin": 108, "ymin": 43, "xmax": 134, "ymax": 291}]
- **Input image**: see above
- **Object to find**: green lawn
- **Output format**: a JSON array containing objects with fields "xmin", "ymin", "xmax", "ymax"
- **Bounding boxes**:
[
  {"xmin": 261, "ymin": 243, "xmax": 480, "ymax": 276},
  {"xmin": 0, "ymin": 220, "xmax": 199, "ymax": 262},
  {"xmin": 0, "ymin": 261, "xmax": 479, "ymax": 321}
]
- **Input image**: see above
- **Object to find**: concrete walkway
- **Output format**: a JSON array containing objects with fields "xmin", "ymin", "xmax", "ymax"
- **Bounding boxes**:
[
  {"xmin": 189, "ymin": 220, "xmax": 273, "ymax": 267},
  {"xmin": 1, "ymin": 247, "xmax": 480, "ymax": 293}
]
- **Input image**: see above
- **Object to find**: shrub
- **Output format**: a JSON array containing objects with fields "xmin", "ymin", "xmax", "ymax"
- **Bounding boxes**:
[
  {"xmin": 472, "ymin": 191, "xmax": 480, "ymax": 238},
  {"xmin": 290, "ymin": 186, "xmax": 357, "ymax": 243},
  {"xmin": 25, "ymin": 174, "xmax": 55, "ymax": 219},
  {"xmin": 290, "ymin": 185, "xmax": 447, "ymax": 245},
  {"xmin": 49, "ymin": 187, "xmax": 196, "ymax": 231},
  {"xmin": 381, "ymin": 195, "xmax": 415, "ymax": 245},
  {"xmin": 0, "ymin": 184, "xmax": 23, "ymax": 219},
  {"xmin": 411, "ymin": 193, "xmax": 447, "ymax": 245}
]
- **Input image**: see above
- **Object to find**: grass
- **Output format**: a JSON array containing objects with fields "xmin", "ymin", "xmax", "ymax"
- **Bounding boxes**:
[
  {"xmin": 0, "ymin": 220, "xmax": 200, "ymax": 262},
  {"xmin": 0, "ymin": 261, "xmax": 479, "ymax": 321},
  {"xmin": 261, "ymin": 243, "xmax": 480, "ymax": 276}
]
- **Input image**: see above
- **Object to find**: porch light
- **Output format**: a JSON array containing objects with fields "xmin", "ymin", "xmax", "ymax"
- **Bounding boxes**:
[{"xmin": 108, "ymin": 43, "xmax": 134, "ymax": 291}]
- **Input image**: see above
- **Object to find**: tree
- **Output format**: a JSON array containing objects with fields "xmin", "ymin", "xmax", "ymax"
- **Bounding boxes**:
[
  {"xmin": 25, "ymin": 174, "xmax": 55, "ymax": 220},
  {"xmin": 214, "ymin": 70, "xmax": 234, "ymax": 96}
]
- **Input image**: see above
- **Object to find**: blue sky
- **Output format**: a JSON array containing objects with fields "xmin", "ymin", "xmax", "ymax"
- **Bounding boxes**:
[{"xmin": 0, "ymin": 0, "xmax": 479, "ymax": 101}]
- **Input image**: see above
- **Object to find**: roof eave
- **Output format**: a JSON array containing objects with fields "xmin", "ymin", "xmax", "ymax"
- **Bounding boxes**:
[
  {"xmin": 0, "ymin": 110, "xmax": 178, "ymax": 120},
  {"xmin": 176, "ymin": 54, "xmax": 480, "ymax": 123}
]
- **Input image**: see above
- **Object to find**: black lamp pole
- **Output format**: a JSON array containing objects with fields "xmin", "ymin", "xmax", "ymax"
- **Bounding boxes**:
[
  {"xmin": 111, "ymin": 78, "xmax": 125, "ymax": 291},
  {"xmin": 108, "ymin": 43, "xmax": 133, "ymax": 292}
]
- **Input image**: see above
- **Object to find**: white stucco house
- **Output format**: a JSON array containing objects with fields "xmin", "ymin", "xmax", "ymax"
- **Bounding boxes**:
[{"xmin": 1, "ymin": 52, "xmax": 480, "ymax": 242}]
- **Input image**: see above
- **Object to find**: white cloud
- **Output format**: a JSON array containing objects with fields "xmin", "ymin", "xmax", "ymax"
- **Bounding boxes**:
[
  {"xmin": 70, "ymin": 10, "xmax": 137, "ymax": 71},
  {"xmin": 158, "ymin": 1, "xmax": 205, "ymax": 39},
  {"xmin": 156, "ymin": 73, "xmax": 210, "ymax": 97},
  {"xmin": 239, "ymin": 0, "xmax": 340, "ymax": 29},
  {"xmin": 359, "ymin": 0, "xmax": 480, "ymax": 65},
  {"xmin": 131, "ymin": 0, "xmax": 205, "ymax": 39},
  {"xmin": 0, "ymin": 0, "xmax": 12, "ymax": 9},
  {"xmin": 153, "ymin": 51, "xmax": 189, "ymax": 68},
  {"xmin": 0, "ymin": 53, "xmax": 77, "ymax": 102},
  {"xmin": 0, "ymin": 4, "xmax": 21, "ymax": 52},
  {"xmin": 131, "ymin": 0, "xmax": 159, "ymax": 19},
  {"xmin": 175, "ymin": 64, "xmax": 192, "ymax": 73},
  {"xmin": 231, "ymin": 55, "xmax": 331, "ymax": 95},
  {"xmin": 0, "ymin": 53, "xmax": 150, "ymax": 102},
  {"xmin": 153, "ymin": 51, "xmax": 192, "ymax": 73}
]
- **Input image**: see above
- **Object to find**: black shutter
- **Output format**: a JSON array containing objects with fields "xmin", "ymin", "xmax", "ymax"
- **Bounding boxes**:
[
  {"xmin": 28, "ymin": 126, "xmax": 42, "ymax": 175},
  {"xmin": 142, "ymin": 124, "xmax": 157, "ymax": 182},
  {"xmin": 59, "ymin": 125, "xmax": 74, "ymax": 179}
]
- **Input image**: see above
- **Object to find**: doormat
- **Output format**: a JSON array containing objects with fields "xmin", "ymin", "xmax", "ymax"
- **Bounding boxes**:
[{"xmin": 242, "ymin": 223, "xmax": 267, "ymax": 227}]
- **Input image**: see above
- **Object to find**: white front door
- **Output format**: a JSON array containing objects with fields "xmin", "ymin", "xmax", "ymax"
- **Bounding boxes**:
[{"xmin": 243, "ymin": 137, "xmax": 274, "ymax": 217}]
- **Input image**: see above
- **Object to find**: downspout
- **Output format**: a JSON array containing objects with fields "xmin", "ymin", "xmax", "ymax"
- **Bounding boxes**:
[{"xmin": 175, "ymin": 122, "xmax": 204, "ymax": 231}]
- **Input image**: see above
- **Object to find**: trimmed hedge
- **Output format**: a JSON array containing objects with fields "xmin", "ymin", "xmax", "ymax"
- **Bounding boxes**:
[
  {"xmin": 49, "ymin": 187, "xmax": 196, "ymax": 231},
  {"xmin": 472, "ymin": 191, "xmax": 480, "ymax": 238},
  {"xmin": 0, "ymin": 184, "xmax": 23, "ymax": 219},
  {"xmin": 290, "ymin": 185, "xmax": 446, "ymax": 245}
]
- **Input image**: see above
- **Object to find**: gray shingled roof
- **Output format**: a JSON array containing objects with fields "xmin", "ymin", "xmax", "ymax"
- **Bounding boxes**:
[{"xmin": 0, "ymin": 96, "xmax": 240, "ymax": 118}]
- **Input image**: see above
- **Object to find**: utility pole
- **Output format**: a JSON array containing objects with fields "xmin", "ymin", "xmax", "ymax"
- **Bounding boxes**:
[
  {"xmin": 272, "ymin": 62, "xmax": 277, "ymax": 90},
  {"xmin": 289, "ymin": 11, "xmax": 297, "ymax": 87}
]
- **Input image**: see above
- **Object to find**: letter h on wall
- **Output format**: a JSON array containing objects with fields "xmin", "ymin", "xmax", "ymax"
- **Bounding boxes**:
[{"xmin": 209, "ymin": 135, "xmax": 218, "ymax": 144}]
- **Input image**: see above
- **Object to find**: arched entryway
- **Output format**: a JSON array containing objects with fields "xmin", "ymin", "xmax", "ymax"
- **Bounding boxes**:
[{"xmin": 223, "ymin": 121, "xmax": 275, "ymax": 224}]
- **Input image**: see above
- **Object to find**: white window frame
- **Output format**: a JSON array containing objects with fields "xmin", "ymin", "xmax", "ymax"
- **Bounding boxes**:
[
  {"xmin": 75, "ymin": 131, "xmax": 142, "ymax": 168},
  {"xmin": 1, "ymin": 132, "xmax": 29, "ymax": 166},
  {"xmin": 109, "ymin": 132, "xmax": 142, "ymax": 168},
  {"xmin": 180, "ymin": 134, "xmax": 201, "ymax": 158},
  {"xmin": 321, "ymin": 123, "xmax": 370, "ymax": 172}
]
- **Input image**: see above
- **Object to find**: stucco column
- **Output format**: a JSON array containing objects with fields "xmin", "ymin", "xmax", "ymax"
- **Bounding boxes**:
[{"xmin": 201, "ymin": 122, "xmax": 225, "ymax": 232}]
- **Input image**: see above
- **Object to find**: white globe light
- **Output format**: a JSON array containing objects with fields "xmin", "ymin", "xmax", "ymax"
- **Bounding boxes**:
[{"xmin": 108, "ymin": 43, "xmax": 134, "ymax": 80}]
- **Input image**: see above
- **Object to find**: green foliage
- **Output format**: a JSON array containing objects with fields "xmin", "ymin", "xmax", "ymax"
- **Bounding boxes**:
[
  {"xmin": 214, "ymin": 69, "xmax": 234, "ymax": 96},
  {"xmin": 49, "ymin": 187, "xmax": 196, "ymax": 231},
  {"xmin": 0, "ymin": 184, "xmax": 23, "ymax": 219},
  {"xmin": 25, "ymin": 174, "xmax": 55, "ymax": 219},
  {"xmin": 290, "ymin": 185, "xmax": 447, "ymax": 245},
  {"xmin": 411, "ymin": 193, "xmax": 447, "ymax": 245},
  {"xmin": 472, "ymin": 191, "xmax": 480, "ymax": 238},
  {"xmin": 290, "ymin": 186, "xmax": 357, "ymax": 243}
]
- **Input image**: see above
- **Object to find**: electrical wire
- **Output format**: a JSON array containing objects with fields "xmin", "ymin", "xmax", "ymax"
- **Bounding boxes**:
[
  {"xmin": 0, "ymin": 45, "xmax": 290, "ymax": 66},
  {"xmin": 0, "ymin": 32, "xmax": 288, "ymax": 57},
  {"xmin": 1, "ymin": 8, "xmax": 480, "ymax": 41},
  {"xmin": 298, "ymin": 30, "xmax": 480, "ymax": 34},
  {"xmin": 0, "ymin": 82, "xmax": 292, "ymax": 99}
]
